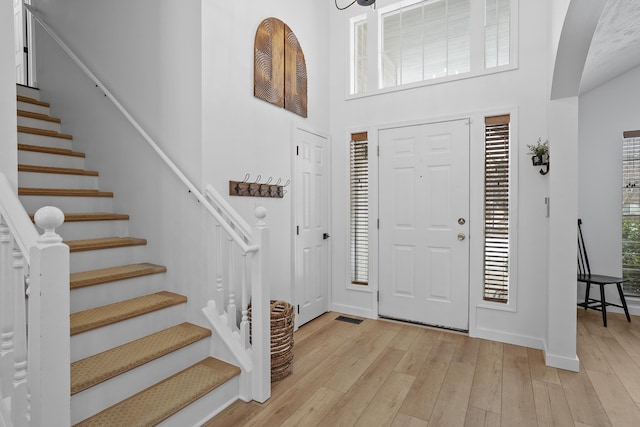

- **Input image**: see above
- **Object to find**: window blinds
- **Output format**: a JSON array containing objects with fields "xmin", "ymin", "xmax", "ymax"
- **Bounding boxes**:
[
  {"xmin": 483, "ymin": 115, "xmax": 510, "ymax": 302},
  {"xmin": 351, "ymin": 132, "xmax": 369, "ymax": 285}
]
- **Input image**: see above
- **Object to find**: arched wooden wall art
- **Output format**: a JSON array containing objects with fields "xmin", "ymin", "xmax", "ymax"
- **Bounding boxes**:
[{"xmin": 254, "ymin": 17, "xmax": 308, "ymax": 118}]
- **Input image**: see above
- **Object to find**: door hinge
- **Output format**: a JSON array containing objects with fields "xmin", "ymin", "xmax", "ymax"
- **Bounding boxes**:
[
  {"xmin": 377, "ymin": 145, "xmax": 380, "ymax": 156},
  {"xmin": 377, "ymin": 290, "xmax": 380, "ymax": 302},
  {"xmin": 297, "ymin": 305, "xmax": 300, "ymax": 314},
  {"xmin": 296, "ymin": 145, "xmax": 299, "ymax": 156},
  {"xmin": 377, "ymin": 218, "xmax": 380, "ymax": 229},
  {"xmin": 23, "ymin": 47, "xmax": 28, "ymax": 54},
  {"xmin": 296, "ymin": 225, "xmax": 299, "ymax": 235}
]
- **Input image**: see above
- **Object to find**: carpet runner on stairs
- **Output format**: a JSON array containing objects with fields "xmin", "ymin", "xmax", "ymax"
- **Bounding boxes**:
[
  {"xmin": 74, "ymin": 358, "xmax": 241, "ymax": 427},
  {"xmin": 16, "ymin": 84, "xmax": 241, "ymax": 424}
]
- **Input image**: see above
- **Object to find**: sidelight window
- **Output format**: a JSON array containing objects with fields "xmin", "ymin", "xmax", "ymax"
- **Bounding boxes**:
[
  {"xmin": 350, "ymin": 132, "xmax": 369, "ymax": 285},
  {"xmin": 483, "ymin": 115, "xmax": 510, "ymax": 303}
]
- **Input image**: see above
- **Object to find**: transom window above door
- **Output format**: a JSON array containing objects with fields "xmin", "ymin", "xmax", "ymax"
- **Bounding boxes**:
[{"xmin": 349, "ymin": 0, "xmax": 516, "ymax": 95}]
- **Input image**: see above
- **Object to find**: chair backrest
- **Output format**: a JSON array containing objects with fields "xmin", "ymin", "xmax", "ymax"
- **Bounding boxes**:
[{"xmin": 577, "ymin": 218, "xmax": 591, "ymax": 277}]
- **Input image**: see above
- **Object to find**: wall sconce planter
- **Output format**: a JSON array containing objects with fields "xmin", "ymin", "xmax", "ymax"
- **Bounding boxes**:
[
  {"xmin": 527, "ymin": 138, "xmax": 549, "ymax": 175},
  {"xmin": 531, "ymin": 154, "xmax": 549, "ymax": 175}
]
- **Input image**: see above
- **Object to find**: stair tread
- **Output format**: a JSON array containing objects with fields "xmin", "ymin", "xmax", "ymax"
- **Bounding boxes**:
[
  {"xmin": 66, "ymin": 237, "xmax": 147, "ymax": 252},
  {"xmin": 17, "ymin": 109, "xmax": 61, "ymax": 123},
  {"xmin": 71, "ymin": 322, "xmax": 212, "ymax": 395},
  {"xmin": 18, "ymin": 187, "xmax": 114, "ymax": 197},
  {"xmin": 46, "ymin": 212, "xmax": 129, "ymax": 222},
  {"xmin": 18, "ymin": 143, "xmax": 85, "ymax": 158},
  {"xmin": 70, "ymin": 291, "xmax": 187, "ymax": 336},
  {"xmin": 18, "ymin": 164, "xmax": 99, "ymax": 176},
  {"xmin": 74, "ymin": 357, "xmax": 240, "ymax": 427},
  {"xmin": 18, "ymin": 125, "xmax": 73, "ymax": 140},
  {"xmin": 16, "ymin": 95, "xmax": 49, "ymax": 107},
  {"xmin": 70, "ymin": 263, "xmax": 166, "ymax": 290}
]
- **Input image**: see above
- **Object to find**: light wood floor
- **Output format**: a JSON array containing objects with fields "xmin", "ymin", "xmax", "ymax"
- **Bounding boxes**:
[{"xmin": 206, "ymin": 309, "xmax": 640, "ymax": 426}]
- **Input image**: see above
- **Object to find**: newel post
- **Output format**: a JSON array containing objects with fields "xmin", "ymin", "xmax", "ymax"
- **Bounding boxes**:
[
  {"xmin": 28, "ymin": 207, "xmax": 70, "ymax": 426},
  {"xmin": 251, "ymin": 206, "xmax": 271, "ymax": 403}
]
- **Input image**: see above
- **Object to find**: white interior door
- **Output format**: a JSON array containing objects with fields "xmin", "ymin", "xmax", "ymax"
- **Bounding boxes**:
[
  {"xmin": 14, "ymin": 0, "xmax": 27, "ymax": 85},
  {"xmin": 294, "ymin": 128, "xmax": 330, "ymax": 326},
  {"xmin": 378, "ymin": 119, "xmax": 470, "ymax": 331}
]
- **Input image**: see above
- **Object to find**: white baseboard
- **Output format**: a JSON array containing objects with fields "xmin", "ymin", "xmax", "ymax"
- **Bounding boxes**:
[
  {"xmin": 470, "ymin": 327, "xmax": 545, "ymax": 350},
  {"xmin": 544, "ymin": 350, "xmax": 580, "ymax": 372}
]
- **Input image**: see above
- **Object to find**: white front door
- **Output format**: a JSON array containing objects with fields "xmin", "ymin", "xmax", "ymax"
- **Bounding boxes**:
[
  {"xmin": 14, "ymin": 0, "xmax": 27, "ymax": 85},
  {"xmin": 378, "ymin": 119, "xmax": 470, "ymax": 331},
  {"xmin": 294, "ymin": 128, "xmax": 330, "ymax": 326}
]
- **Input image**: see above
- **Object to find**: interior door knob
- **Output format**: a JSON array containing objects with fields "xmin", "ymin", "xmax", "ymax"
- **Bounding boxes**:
[{"xmin": 457, "ymin": 233, "xmax": 466, "ymax": 241}]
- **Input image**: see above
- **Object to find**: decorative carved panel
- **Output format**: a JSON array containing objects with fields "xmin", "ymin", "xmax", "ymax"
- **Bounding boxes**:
[{"xmin": 254, "ymin": 18, "xmax": 307, "ymax": 118}]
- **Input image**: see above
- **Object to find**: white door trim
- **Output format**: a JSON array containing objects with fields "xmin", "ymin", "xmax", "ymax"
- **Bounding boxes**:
[{"xmin": 292, "ymin": 125, "xmax": 332, "ymax": 329}]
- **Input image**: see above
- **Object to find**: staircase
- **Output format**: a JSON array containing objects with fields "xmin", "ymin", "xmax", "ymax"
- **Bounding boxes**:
[{"xmin": 15, "ymin": 84, "xmax": 241, "ymax": 426}]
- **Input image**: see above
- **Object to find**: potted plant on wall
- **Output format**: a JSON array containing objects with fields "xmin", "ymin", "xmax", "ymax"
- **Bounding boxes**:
[{"xmin": 527, "ymin": 138, "xmax": 549, "ymax": 175}]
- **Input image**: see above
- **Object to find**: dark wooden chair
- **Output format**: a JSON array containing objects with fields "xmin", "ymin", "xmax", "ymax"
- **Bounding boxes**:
[{"xmin": 577, "ymin": 219, "xmax": 631, "ymax": 327}]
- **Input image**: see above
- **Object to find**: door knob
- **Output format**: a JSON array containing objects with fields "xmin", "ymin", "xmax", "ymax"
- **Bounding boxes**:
[
  {"xmin": 323, "ymin": 233, "xmax": 331, "ymax": 240},
  {"xmin": 457, "ymin": 233, "xmax": 466, "ymax": 241}
]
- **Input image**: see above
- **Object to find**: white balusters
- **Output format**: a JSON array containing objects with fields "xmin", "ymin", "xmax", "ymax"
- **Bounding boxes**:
[
  {"xmin": 202, "ymin": 205, "xmax": 270, "ymax": 402},
  {"xmin": 240, "ymin": 253, "xmax": 249, "ymax": 349},
  {"xmin": 226, "ymin": 236, "xmax": 237, "ymax": 330},
  {"xmin": 0, "ymin": 216, "xmax": 14, "ymax": 399},
  {"xmin": 11, "ymin": 244, "xmax": 28, "ymax": 427},
  {"xmin": 215, "ymin": 223, "xmax": 224, "ymax": 315}
]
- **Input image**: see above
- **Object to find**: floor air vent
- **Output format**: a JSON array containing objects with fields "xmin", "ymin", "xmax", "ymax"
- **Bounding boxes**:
[{"xmin": 335, "ymin": 315, "xmax": 363, "ymax": 325}]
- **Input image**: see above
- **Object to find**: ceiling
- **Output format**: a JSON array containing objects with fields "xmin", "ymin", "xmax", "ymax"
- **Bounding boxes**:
[{"xmin": 581, "ymin": 0, "xmax": 640, "ymax": 94}]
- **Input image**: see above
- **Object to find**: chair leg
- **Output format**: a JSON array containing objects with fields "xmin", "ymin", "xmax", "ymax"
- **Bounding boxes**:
[
  {"xmin": 600, "ymin": 284, "xmax": 607, "ymax": 327},
  {"xmin": 616, "ymin": 283, "xmax": 631, "ymax": 322},
  {"xmin": 584, "ymin": 282, "xmax": 591, "ymax": 310}
]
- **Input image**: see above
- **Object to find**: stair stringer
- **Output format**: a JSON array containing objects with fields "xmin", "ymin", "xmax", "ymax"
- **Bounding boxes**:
[{"xmin": 202, "ymin": 300, "xmax": 254, "ymax": 402}]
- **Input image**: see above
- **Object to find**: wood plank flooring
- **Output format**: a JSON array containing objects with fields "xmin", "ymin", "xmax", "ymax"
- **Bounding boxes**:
[{"xmin": 206, "ymin": 309, "xmax": 640, "ymax": 426}]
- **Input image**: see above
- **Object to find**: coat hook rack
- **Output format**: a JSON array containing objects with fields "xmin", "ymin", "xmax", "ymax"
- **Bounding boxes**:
[{"xmin": 230, "ymin": 174, "xmax": 288, "ymax": 198}]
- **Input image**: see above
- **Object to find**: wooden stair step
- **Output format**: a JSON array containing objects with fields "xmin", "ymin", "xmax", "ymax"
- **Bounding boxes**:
[
  {"xmin": 70, "ymin": 291, "xmax": 187, "ymax": 336},
  {"xmin": 34, "ymin": 212, "xmax": 129, "ymax": 222},
  {"xmin": 18, "ymin": 164, "xmax": 99, "ymax": 176},
  {"xmin": 17, "ymin": 109, "xmax": 61, "ymax": 123},
  {"xmin": 71, "ymin": 322, "xmax": 212, "ymax": 395},
  {"xmin": 71, "ymin": 263, "xmax": 166, "ymax": 290},
  {"xmin": 17, "ymin": 95, "xmax": 50, "ymax": 108},
  {"xmin": 65, "ymin": 237, "xmax": 147, "ymax": 252},
  {"xmin": 18, "ymin": 143, "xmax": 85, "ymax": 158},
  {"xmin": 18, "ymin": 188, "xmax": 113, "ymax": 197},
  {"xmin": 18, "ymin": 125, "xmax": 73, "ymax": 140},
  {"xmin": 73, "ymin": 357, "xmax": 240, "ymax": 427}
]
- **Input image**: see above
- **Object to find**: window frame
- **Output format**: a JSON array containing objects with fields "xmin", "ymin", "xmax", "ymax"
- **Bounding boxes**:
[
  {"xmin": 476, "ymin": 111, "xmax": 518, "ymax": 312},
  {"xmin": 347, "ymin": 0, "xmax": 518, "ymax": 98},
  {"xmin": 350, "ymin": 132, "xmax": 370, "ymax": 286},
  {"xmin": 350, "ymin": 14, "xmax": 369, "ymax": 95},
  {"xmin": 622, "ymin": 130, "xmax": 640, "ymax": 298}
]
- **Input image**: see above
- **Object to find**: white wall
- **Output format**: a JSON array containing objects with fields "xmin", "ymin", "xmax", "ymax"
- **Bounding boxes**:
[
  {"xmin": 33, "ymin": 0, "xmax": 330, "ymax": 312},
  {"xmin": 32, "ymin": 0, "xmax": 209, "ymax": 323},
  {"xmin": 0, "ymin": 0, "xmax": 17, "ymax": 188},
  {"xmin": 328, "ymin": 0, "xmax": 553, "ymax": 347},
  {"xmin": 201, "ymin": 1, "xmax": 330, "ymax": 303},
  {"xmin": 579, "ymin": 64, "xmax": 640, "ymax": 314}
]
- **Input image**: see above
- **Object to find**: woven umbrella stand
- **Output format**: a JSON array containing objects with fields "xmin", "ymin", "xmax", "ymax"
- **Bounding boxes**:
[{"xmin": 249, "ymin": 300, "xmax": 295, "ymax": 382}]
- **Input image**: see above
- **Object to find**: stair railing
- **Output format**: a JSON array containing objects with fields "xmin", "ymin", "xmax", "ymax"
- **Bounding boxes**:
[
  {"xmin": 24, "ymin": 4, "xmax": 271, "ymax": 403},
  {"xmin": 0, "ymin": 173, "xmax": 70, "ymax": 427}
]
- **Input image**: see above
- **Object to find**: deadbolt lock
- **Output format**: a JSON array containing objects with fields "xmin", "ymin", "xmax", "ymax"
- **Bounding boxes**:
[{"xmin": 458, "ymin": 218, "xmax": 466, "ymax": 225}]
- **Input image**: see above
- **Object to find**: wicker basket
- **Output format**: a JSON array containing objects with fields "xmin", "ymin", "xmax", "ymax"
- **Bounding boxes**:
[{"xmin": 248, "ymin": 300, "xmax": 295, "ymax": 382}]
